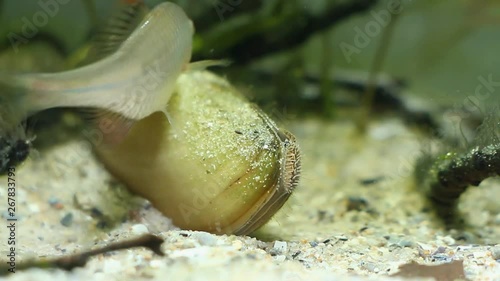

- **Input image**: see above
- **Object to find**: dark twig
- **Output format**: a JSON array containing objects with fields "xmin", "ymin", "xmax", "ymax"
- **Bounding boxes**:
[
  {"xmin": 424, "ymin": 144, "xmax": 500, "ymax": 225},
  {"xmin": 1, "ymin": 234, "xmax": 164, "ymax": 275},
  {"xmin": 416, "ymin": 112, "xmax": 500, "ymax": 226},
  {"xmin": 194, "ymin": 0, "xmax": 378, "ymax": 64},
  {"xmin": 357, "ymin": 2, "xmax": 400, "ymax": 133}
]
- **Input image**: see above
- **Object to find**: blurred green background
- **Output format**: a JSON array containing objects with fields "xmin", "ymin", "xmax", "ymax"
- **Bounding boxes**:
[{"xmin": 1, "ymin": 0, "xmax": 499, "ymax": 109}]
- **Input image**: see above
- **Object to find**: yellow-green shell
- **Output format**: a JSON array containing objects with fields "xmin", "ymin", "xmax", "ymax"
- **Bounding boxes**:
[{"xmin": 96, "ymin": 71, "xmax": 300, "ymax": 235}]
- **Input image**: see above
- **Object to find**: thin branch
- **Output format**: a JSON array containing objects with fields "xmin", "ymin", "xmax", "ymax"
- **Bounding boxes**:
[
  {"xmin": 1, "ymin": 234, "xmax": 164, "ymax": 275},
  {"xmin": 195, "ymin": 0, "xmax": 378, "ymax": 64}
]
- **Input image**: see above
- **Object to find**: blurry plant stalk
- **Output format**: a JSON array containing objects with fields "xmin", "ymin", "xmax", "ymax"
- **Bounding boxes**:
[{"xmin": 95, "ymin": 71, "xmax": 300, "ymax": 235}]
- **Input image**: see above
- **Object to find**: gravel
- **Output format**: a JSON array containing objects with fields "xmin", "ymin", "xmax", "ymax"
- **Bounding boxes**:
[{"xmin": 0, "ymin": 116, "xmax": 498, "ymax": 280}]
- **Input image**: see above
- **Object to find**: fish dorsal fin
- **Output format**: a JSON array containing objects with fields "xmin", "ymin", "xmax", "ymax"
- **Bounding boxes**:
[{"xmin": 84, "ymin": 0, "xmax": 150, "ymax": 64}]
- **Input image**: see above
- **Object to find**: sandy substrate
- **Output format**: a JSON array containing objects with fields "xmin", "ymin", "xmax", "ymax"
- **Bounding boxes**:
[{"xmin": 0, "ymin": 116, "xmax": 499, "ymax": 281}]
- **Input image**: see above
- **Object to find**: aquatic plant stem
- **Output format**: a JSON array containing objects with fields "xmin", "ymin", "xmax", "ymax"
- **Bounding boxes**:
[
  {"xmin": 357, "ymin": 5, "xmax": 400, "ymax": 133},
  {"xmin": 426, "ymin": 144, "xmax": 500, "ymax": 226}
]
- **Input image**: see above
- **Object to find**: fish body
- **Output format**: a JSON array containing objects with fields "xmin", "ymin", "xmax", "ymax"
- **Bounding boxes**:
[{"xmin": 0, "ymin": 2, "xmax": 194, "ymax": 131}]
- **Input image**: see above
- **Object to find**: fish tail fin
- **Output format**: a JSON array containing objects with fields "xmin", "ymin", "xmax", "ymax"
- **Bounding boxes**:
[{"xmin": 79, "ymin": 108, "xmax": 137, "ymax": 146}]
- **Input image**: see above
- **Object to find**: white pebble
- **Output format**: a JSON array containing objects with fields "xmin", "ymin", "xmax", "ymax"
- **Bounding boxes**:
[
  {"xmin": 27, "ymin": 203, "xmax": 40, "ymax": 213},
  {"xmin": 102, "ymin": 258, "xmax": 122, "ymax": 273},
  {"xmin": 440, "ymin": 235, "xmax": 456, "ymax": 245},
  {"xmin": 149, "ymin": 259, "xmax": 164, "ymax": 268},
  {"xmin": 131, "ymin": 224, "xmax": 149, "ymax": 235},
  {"xmin": 274, "ymin": 255, "xmax": 286, "ymax": 262},
  {"xmin": 494, "ymin": 213, "xmax": 500, "ymax": 224},
  {"xmin": 232, "ymin": 240, "xmax": 243, "ymax": 250},
  {"xmin": 191, "ymin": 231, "xmax": 218, "ymax": 246},
  {"xmin": 490, "ymin": 246, "xmax": 500, "ymax": 260},
  {"xmin": 474, "ymin": 251, "xmax": 488, "ymax": 259},
  {"xmin": 273, "ymin": 241, "xmax": 288, "ymax": 254}
]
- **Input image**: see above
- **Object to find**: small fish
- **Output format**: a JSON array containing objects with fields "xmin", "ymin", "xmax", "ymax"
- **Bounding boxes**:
[{"xmin": 0, "ymin": 1, "xmax": 194, "ymax": 134}]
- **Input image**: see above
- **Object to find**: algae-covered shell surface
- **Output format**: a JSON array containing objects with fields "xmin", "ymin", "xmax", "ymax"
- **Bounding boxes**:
[{"xmin": 96, "ymin": 71, "xmax": 300, "ymax": 235}]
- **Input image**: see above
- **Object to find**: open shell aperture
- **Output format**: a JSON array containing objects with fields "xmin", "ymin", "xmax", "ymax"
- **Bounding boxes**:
[{"xmin": 96, "ymin": 71, "xmax": 301, "ymax": 235}]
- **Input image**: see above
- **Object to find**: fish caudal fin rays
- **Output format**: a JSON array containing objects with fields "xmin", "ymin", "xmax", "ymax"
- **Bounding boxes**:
[
  {"xmin": 80, "ymin": 107, "xmax": 136, "ymax": 146},
  {"xmin": 84, "ymin": 0, "xmax": 150, "ymax": 64}
]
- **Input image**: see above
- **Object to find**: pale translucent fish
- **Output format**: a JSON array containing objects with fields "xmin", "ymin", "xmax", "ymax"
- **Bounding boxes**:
[{"xmin": 0, "ymin": 2, "xmax": 194, "ymax": 132}]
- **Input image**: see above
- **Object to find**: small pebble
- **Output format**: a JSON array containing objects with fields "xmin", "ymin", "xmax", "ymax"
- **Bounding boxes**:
[
  {"xmin": 48, "ymin": 197, "xmax": 64, "ymax": 209},
  {"xmin": 27, "ymin": 203, "xmax": 40, "ymax": 213},
  {"xmin": 53, "ymin": 203, "xmax": 64, "ymax": 209},
  {"xmin": 346, "ymin": 196, "xmax": 368, "ymax": 211},
  {"xmin": 398, "ymin": 240, "xmax": 413, "ymax": 248},
  {"xmin": 131, "ymin": 224, "xmax": 149, "ymax": 235},
  {"xmin": 102, "ymin": 258, "xmax": 122, "ymax": 273},
  {"xmin": 431, "ymin": 254, "xmax": 452, "ymax": 262},
  {"xmin": 232, "ymin": 240, "xmax": 243, "ymax": 251},
  {"xmin": 191, "ymin": 231, "xmax": 217, "ymax": 246},
  {"xmin": 473, "ymin": 251, "xmax": 488, "ymax": 259},
  {"xmin": 335, "ymin": 235, "xmax": 349, "ymax": 241},
  {"xmin": 361, "ymin": 261, "xmax": 380, "ymax": 273},
  {"xmin": 274, "ymin": 255, "xmax": 286, "ymax": 262},
  {"xmin": 149, "ymin": 260, "xmax": 163, "ymax": 268},
  {"xmin": 273, "ymin": 241, "xmax": 288, "ymax": 254},
  {"xmin": 90, "ymin": 207, "xmax": 104, "ymax": 218},
  {"xmin": 433, "ymin": 246, "xmax": 447, "ymax": 254},
  {"xmin": 60, "ymin": 212, "xmax": 73, "ymax": 227},
  {"xmin": 439, "ymin": 235, "xmax": 456, "ymax": 245},
  {"xmin": 490, "ymin": 245, "xmax": 500, "ymax": 260},
  {"xmin": 48, "ymin": 197, "xmax": 59, "ymax": 205},
  {"xmin": 1, "ymin": 211, "xmax": 11, "ymax": 219},
  {"xmin": 495, "ymin": 213, "xmax": 500, "ymax": 225}
]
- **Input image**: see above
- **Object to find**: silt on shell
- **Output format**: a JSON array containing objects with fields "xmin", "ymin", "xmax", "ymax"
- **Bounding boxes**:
[{"xmin": 95, "ymin": 71, "xmax": 301, "ymax": 235}]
